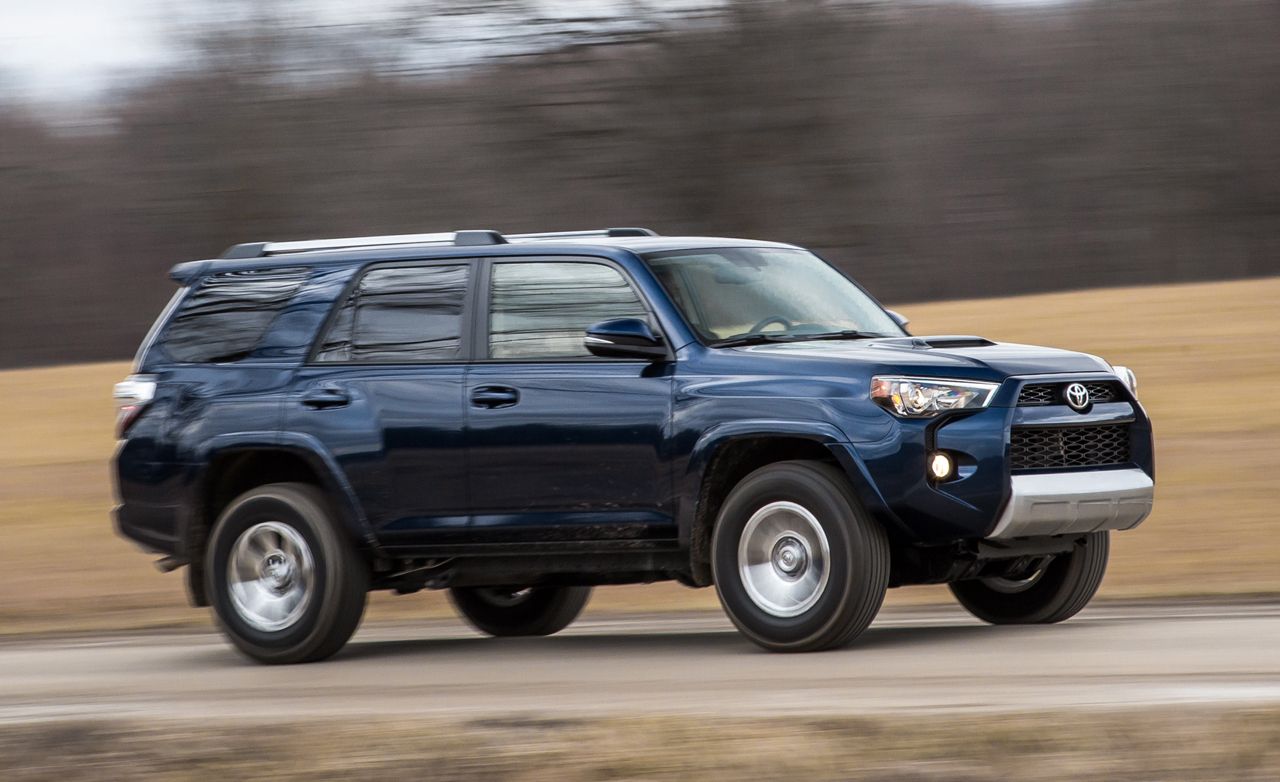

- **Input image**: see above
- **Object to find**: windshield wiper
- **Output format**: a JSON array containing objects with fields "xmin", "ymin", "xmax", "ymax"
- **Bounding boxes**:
[
  {"xmin": 714, "ymin": 330, "xmax": 883, "ymax": 348},
  {"xmin": 712, "ymin": 333, "xmax": 804, "ymax": 348},
  {"xmin": 796, "ymin": 330, "xmax": 884, "ymax": 341}
]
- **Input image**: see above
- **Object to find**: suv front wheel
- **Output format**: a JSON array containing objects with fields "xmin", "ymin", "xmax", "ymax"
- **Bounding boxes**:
[
  {"xmin": 206, "ymin": 482, "xmax": 369, "ymax": 664},
  {"xmin": 712, "ymin": 460, "xmax": 890, "ymax": 652},
  {"xmin": 949, "ymin": 531, "xmax": 1109, "ymax": 624}
]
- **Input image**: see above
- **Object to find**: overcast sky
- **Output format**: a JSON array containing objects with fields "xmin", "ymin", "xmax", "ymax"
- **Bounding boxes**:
[
  {"xmin": 2, "ymin": 0, "xmax": 166, "ymax": 98},
  {"xmin": 0, "ymin": 0, "xmax": 1063, "ymax": 102},
  {"xmin": 0, "ymin": 0, "xmax": 412, "ymax": 100}
]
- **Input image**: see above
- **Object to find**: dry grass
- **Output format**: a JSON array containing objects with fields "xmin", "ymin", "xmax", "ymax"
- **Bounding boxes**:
[
  {"xmin": 903, "ymin": 277, "xmax": 1280, "ymax": 598},
  {"xmin": 4, "ymin": 707, "xmax": 1279, "ymax": 781},
  {"xmin": 1, "ymin": 277, "xmax": 1277, "ymax": 634}
]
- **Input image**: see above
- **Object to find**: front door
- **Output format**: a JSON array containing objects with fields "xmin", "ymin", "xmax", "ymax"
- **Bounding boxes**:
[{"xmin": 466, "ymin": 259, "xmax": 674, "ymax": 543}]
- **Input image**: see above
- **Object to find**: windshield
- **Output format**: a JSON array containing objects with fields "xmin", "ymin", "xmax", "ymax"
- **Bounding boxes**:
[{"xmin": 643, "ymin": 248, "xmax": 904, "ymax": 345}]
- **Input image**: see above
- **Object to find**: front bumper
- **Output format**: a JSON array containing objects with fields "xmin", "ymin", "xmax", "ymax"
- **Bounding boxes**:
[
  {"xmin": 842, "ymin": 371, "xmax": 1155, "ymax": 543},
  {"xmin": 986, "ymin": 467, "xmax": 1153, "ymax": 539}
]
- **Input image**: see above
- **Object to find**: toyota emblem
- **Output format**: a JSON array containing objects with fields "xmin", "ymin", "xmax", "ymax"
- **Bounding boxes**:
[{"xmin": 1064, "ymin": 382, "xmax": 1091, "ymax": 412}]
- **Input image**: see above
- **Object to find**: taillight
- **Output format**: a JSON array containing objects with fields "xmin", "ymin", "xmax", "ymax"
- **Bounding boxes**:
[{"xmin": 114, "ymin": 375, "xmax": 157, "ymax": 438}]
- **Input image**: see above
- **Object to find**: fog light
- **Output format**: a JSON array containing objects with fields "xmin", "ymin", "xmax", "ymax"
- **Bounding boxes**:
[{"xmin": 928, "ymin": 451, "xmax": 955, "ymax": 481}]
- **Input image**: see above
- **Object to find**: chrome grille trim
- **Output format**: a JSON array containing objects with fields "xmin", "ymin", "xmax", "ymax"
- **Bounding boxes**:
[{"xmin": 1017, "ymin": 380, "xmax": 1123, "ymax": 407}]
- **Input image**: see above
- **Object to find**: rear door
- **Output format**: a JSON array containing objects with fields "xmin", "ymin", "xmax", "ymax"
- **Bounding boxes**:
[
  {"xmin": 285, "ymin": 261, "xmax": 473, "ymax": 545},
  {"xmin": 465, "ymin": 258, "xmax": 675, "ymax": 543}
]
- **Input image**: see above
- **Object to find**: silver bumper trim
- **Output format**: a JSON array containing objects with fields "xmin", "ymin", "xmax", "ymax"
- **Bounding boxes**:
[{"xmin": 987, "ymin": 468, "xmax": 1154, "ymax": 539}]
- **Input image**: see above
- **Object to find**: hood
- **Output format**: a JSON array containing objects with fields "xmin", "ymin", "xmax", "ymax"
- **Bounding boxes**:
[{"xmin": 734, "ymin": 335, "xmax": 1113, "ymax": 378}]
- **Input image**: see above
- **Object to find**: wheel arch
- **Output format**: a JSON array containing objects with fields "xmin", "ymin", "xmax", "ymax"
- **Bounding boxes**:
[
  {"xmin": 681, "ymin": 422, "xmax": 882, "ymax": 586},
  {"xmin": 181, "ymin": 432, "xmax": 377, "ymax": 606}
]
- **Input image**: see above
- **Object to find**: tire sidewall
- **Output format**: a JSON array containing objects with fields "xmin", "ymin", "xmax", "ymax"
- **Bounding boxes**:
[
  {"xmin": 950, "ymin": 532, "xmax": 1109, "ymax": 624},
  {"xmin": 449, "ymin": 585, "xmax": 591, "ymax": 637},
  {"xmin": 711, "ymin": 464, "xmax": 864, "ymax": 650},
  {"xmin": 206, "ymin": 487, "xmax": 340, "ymax": 660}
]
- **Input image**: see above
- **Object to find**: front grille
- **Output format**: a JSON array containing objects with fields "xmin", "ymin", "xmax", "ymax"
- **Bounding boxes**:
[
  {"xmin": 1017, "ymin": 384, "xmax": 1057, "ymax": 405},
  {"xmin": 1010, "ymin": 424, "xmax": 1132, "ymax": 470},
  {"xmin": 1017, "ymin": 381, "xmax": 1123, "ymax": 407}
]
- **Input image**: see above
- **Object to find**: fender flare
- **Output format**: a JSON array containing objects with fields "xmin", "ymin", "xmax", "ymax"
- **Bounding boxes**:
[
  {"xmin": 182, "ymin": 431, "xmax": 380, "ymax": 558},
  {"xmin": 684, "ymin": 420, "xmax": 851, "ymax": 480},
  {"xmin": 678, "ymin": 420, "xmax": 898, "ymax": 584}
]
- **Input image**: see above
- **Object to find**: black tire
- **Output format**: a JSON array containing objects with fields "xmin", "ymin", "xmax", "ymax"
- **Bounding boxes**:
[
  {"xmin": 449, "ymin": 585, "xmax": 592, "ymax": 637},
  {"xmin": 949, "ymin": 531, "xmax": 1110, "ymax": 624},
  {"xmin": 711, "ymin": 460, "xmax": 890, "ymax": 653},
  {"xmin": 206, "ymin": 482, "xmax": 368, "ymax": 664}
]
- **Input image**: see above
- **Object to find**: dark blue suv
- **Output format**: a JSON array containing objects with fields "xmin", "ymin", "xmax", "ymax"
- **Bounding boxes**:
[{"xmin": 113, "ymin": 228, "xmax": 1154, "ymax": 663}]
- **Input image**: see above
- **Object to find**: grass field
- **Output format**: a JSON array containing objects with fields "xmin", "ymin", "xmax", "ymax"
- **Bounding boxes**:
[
  {"xmin": 2, "ymin": 277, "xmax": 1277, "ymax": 634},
  {"xmin": 4, "ymin": 707, "xmax": 1278, "ymax": 780}
]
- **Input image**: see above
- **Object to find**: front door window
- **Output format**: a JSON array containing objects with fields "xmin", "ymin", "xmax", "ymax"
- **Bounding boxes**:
[{"xmin": 488, "ymin": 262, "xmax": 647, "ymax": 359}]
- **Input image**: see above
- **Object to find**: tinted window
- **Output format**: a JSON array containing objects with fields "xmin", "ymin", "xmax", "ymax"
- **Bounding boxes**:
[
  {"xmin": 315, "ymin": 265, "xmax": 469, "ymax": 362},
  {"xmin": 159, "ymin": 268, "xmax": 309, "ymax": 363},
  {"xmin": 489, "ymin": 262, "xmax": 647, "ymax": 359}
]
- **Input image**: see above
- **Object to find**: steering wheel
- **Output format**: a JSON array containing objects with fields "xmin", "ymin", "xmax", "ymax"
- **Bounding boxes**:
[{"xmin": 749, "ymin": 315, "xmax": 794, "ymax": 334}]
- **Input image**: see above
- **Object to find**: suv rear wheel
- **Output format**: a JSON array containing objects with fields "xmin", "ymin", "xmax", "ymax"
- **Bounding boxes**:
[
  {"xmin": 206, "ymin": 483, "xmax": 368, "ymax": 664},
  {"xmin": 449, "ymin": 585, "xmax": 592, "ymax": 637},
  {"xmin": 949, "ymin": 531, "xmax": 1109, "ymax": 624},
  {"xmin": 711, "ymin": 460, "xmax": 890, "ymax": 652}
]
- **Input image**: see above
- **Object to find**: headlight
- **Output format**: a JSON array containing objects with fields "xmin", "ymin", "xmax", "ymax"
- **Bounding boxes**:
[
  {"xmin": 870, "ymin": 376, "xmax": 999, "ymax": 418},
  {"xmin": 1111, "ymin": 365, "xmax": 1137, "ymax": 395}
]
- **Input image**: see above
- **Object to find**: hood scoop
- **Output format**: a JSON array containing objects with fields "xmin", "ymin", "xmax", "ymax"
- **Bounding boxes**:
[{"xmin": 874, "ymin": 335, "xmax": 996, "ymax": 350}]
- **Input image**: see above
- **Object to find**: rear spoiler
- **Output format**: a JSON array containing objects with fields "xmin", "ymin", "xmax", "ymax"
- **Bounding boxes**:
[{"xmin": 169, "ymin": 260, "xmax": 209, "ymax": 284}]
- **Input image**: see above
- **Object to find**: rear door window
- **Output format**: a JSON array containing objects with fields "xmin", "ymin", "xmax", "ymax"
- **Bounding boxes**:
[
  {"xmin": 315, "ymin": 264, "xmax": 470, "ymax": 362},
  {"xmin": 158, "ymin": 267, "xmax": 309, "ymax": 363}
]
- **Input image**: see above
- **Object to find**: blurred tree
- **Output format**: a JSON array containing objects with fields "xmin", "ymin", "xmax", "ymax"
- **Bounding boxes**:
[{"xmin": 2, "ymin": 0, "xmax": 1278, "ymax": 366}]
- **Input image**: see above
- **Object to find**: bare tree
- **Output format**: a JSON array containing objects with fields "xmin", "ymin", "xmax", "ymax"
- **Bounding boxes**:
[{"xmin": 2, "ymin": 0, "xmax": 1278, "ymax": 367}]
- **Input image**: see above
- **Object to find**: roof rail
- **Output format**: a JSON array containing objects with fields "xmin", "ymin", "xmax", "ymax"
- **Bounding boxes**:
[
  {"xmin": 219, "ymin": 227, "xmax": 658, "ymax": 259},
  {"xmin": 507, "ymin": 227, "xmax": 658, "ymax": 240}
]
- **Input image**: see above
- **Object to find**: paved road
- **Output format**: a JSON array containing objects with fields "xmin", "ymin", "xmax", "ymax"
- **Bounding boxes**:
[{"xmin": 2, "ymin": 601, "xmax": 1278, "ymax": 723}]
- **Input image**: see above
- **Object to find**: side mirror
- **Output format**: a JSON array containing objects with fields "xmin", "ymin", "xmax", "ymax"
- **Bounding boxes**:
[
  {"xmin": 886, "ymin": 309, "xmax": 910, "ymax": 331},
  {"xmin": 584, "ymin": 318, "xmax": 668, "ymax": 360}
]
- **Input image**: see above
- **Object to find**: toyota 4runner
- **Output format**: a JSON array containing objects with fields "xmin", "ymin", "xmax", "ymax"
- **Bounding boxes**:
[{"xmin": 113, "ymin": 227, "xmax": 1154, "ymax": 663}]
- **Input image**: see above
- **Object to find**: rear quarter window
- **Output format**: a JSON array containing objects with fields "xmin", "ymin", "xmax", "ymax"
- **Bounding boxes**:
[{"xmin": 157, "ymin": 268, "xmax": 309, "ymax": 363}]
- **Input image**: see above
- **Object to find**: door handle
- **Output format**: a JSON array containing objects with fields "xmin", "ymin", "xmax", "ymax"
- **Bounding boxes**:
[
  {"xmin": 470, "ymin": 386, "xmax": 520, "ymax": 409},
  {"xmin": 301, "ymin": 385, "xmax": 351, "ymax": 409}
]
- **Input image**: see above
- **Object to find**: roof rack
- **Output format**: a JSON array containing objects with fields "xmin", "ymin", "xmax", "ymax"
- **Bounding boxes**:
[{"xmin": 220, "ymin": 227, "xmax": 658, "ymax": 259}]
